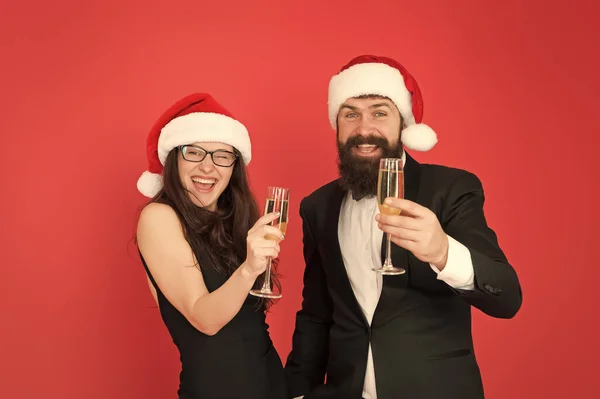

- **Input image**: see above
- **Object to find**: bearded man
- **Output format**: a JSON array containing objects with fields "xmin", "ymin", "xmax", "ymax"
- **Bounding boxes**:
[{"xmin": 284, "ymin": 55, "xmax": 522, "ymax": 399}]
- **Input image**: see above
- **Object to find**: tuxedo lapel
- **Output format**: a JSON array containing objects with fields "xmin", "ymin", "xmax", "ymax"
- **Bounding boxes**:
[
  {"xmin": 322, "ymin": 180, "xmax": 370, "ymax": 327},
  {"xmin": 321, "ymin": 154, "xmax": 422, "ymax": 329}
]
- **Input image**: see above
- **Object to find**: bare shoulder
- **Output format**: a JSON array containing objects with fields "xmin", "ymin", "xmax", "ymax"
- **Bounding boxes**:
[
  {"xmin": 137, "ymin": 202, "xmax": 182, "ymax": 234},
  {"xmin": 139, "ymin": 202, "xmax": 179, "ymax": 224},
  {"xmin": 136, "ymin": 203, "xmax": 189, "ymax": 258},
  {"xmin": 136, "ymin": 202, "xmax": 196, "ymax": 273}
]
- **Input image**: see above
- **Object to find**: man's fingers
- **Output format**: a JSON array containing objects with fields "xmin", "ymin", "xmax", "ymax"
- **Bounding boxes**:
[
  {"xmin": 383, "ymin": 198, "xmax": 427, "ymax": 218},
  {"xmin": 379, "ymin": 224, "xmax": 420, "ymax": 242},
  {"xmin": 390, "ymin": 236, "xmax": 417, "ymax": 252},
  {"xmin": 376, "ymin": 214, "xmax": 422, "ymax": 231}
]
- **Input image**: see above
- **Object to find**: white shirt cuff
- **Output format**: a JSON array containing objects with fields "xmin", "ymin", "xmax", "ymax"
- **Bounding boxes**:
[{"xmin": 430, "ymin": 235, "xmax": 475, "ymax": 290}]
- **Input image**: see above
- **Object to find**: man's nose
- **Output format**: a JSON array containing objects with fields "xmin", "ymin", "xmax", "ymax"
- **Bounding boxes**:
[{"xmin": 356, "ymin": 117, "xmax": 375, "ymax": 136}]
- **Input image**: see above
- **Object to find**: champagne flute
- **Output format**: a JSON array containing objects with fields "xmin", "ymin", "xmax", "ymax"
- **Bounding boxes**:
[
  {"xmin": 249, "ymin": 186, "xmax": 290, "ymax": 299},
  {"xmin": 373, "ymin": 158, "xmax": 406, "ymax": 275}
]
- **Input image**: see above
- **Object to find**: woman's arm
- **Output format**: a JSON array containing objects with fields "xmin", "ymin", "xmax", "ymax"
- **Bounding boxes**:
[{"xmin": 137, "ymin": 202, "xmax": 281, "ymax": 335}]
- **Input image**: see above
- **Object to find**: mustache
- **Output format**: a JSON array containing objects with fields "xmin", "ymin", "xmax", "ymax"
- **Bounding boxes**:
[{"xmin": 343, "ymin": 134, "xmax": 389, "ymax": 149}]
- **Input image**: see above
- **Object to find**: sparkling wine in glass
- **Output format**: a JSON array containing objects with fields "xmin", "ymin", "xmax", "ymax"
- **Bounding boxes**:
[
  {"xmin": 249, "ymin": 186, "xmax": 289, "ymax": 299},
  {"xmin": 373, "ymin": 158, "xmax": 406, "ymax": 275}
]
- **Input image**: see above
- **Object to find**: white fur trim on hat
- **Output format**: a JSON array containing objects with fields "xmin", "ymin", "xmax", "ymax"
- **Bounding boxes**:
[
  {"xmin": 158, "ymin": 112, "xmax": 252, "ymax": 165},
  {"xmin": 401, "ymin": 123, "xmax": 438, "ymax": 151},
  {"xmin": 137, "ymin": 171, "xmax": 163, "ymax": 198},
  {"xmin": 328, "ymin": 62, "xmax": 414, "ymax": 129}
]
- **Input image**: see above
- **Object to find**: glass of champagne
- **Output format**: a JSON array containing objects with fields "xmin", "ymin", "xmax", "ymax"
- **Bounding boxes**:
[
  {"xmin": 373, "ymin": 158, "xmax": 406, "ymax": 275},
  {"xmin": 249, "ymin": 186, "xmax": 290, "ymax": 299}
]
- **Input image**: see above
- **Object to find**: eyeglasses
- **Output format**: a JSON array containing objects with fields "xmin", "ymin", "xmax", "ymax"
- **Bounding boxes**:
[{"xmin": 179, "ymin": 145, "xmax": 238, "ymax": 167}]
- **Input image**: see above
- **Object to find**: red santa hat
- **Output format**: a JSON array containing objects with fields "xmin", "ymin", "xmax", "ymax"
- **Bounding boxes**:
[
  {"xmin": 137, "ymin": 93, "xmax": 251, "ymax": 197},
  {"xmin": 328, "ymin": 54, "xmax": 438, "ymax": 151}
]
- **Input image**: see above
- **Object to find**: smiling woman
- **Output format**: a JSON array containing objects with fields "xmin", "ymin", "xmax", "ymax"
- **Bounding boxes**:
[
  {"xmin": 177, "ymin": 142, "xmax": 238, "ymax": 211},
  {"xmin": 134, "ymin": 93, "xmax": 287, "ymax": 399}
]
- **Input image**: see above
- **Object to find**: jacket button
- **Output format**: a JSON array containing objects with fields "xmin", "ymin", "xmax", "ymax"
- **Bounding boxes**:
[{"xmin": 483, "ymin": 283, "xmax": 501, "ymax": 295}]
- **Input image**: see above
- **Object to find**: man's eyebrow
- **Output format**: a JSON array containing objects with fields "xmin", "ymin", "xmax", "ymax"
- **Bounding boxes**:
[
  {"xmin": 340, "ymin": 103, "xmax": 392, "ymax": 111},
  {"xmin": 369, "ymin": 103, "xmax": 392, "ymax": 109},
  {"xmin": 340, "ymin": 104, "xmax": 359, "ymax": 111}
]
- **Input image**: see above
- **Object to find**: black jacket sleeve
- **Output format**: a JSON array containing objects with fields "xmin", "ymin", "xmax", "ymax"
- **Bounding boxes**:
[
  {"xmin": 442, "ymin": 171, "xmax": 523, "ymax": 319},
  {"xmin": 284, "ymin": 198, "xmax": 333, "ymax": 398}
]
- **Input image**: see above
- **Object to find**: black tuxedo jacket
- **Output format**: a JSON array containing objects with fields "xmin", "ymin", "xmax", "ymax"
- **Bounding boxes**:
[{"xmin": 284, "ymin": 153, "xmax": 522, "ymax": 399}]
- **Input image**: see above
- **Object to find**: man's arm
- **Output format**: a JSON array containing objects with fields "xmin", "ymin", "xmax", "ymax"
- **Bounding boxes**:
[
  {"xmin": 284, "ymin": 199, "xmax": 333, "ymax": 398},
  {"xmin": 440, "ymin": 171, "xmax": 522, "ymax": 318},
  {"xmin": 378, "ymin": 170, "xmax": 522, "ymax": 319},
  {"xmin": 429, "ymin": 235, "xmax": 475, "ymax": 290}
]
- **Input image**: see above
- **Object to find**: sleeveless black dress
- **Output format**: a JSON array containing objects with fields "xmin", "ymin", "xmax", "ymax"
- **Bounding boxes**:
[{"xmin": 140, "ymin": 247, "xmax": 287, "ymax": 399}]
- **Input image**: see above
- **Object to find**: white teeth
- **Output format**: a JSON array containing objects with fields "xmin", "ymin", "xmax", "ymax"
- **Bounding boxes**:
[
  {"xmin": 192, "ymin": 178, "xmax": 216, "ymax": 184},
  {"xmin": 356, "ymin": 144, "xmax": 378, "ymax": 153}
]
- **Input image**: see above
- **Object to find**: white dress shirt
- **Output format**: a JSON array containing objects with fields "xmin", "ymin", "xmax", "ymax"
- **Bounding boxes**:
[{"xmin": 297, "ymin": 155, "xmax": 475, "ymax": 399}]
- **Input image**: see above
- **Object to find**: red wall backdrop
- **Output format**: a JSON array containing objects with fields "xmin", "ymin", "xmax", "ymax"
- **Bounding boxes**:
[{"xmin": 1, "ymin": 0, "xmax": 598, "ymax": 398}]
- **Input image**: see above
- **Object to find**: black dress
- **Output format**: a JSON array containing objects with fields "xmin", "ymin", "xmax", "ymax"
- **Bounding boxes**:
[{"xmin": 140, "ymin": 247, "xmax": 287, "ymax": 399}]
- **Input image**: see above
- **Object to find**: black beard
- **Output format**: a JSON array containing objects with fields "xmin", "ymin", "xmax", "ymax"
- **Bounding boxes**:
[{"xmin": 337, "ymin": 135, "xmax": 403, "ymax": 201}]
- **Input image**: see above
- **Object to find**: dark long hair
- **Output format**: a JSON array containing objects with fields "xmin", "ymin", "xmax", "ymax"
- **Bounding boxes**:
[{"xmin": 139, "ymin": 147, "xmax": 280, "ymax": 311}]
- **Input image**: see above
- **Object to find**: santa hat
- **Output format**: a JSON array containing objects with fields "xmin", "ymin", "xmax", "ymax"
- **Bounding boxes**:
[
  {"xmin": 137, "ymin": 93, "xmax": 251, "ymax": 198},
  {"xmin": 328, "ymin": 54, "xmax": 438, "ymax": 151}
]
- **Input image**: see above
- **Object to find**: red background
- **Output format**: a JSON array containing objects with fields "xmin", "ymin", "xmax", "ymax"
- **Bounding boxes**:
[{"xmin": 1, "ymin": 0, "xmax": 598, "ymax": 398}]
